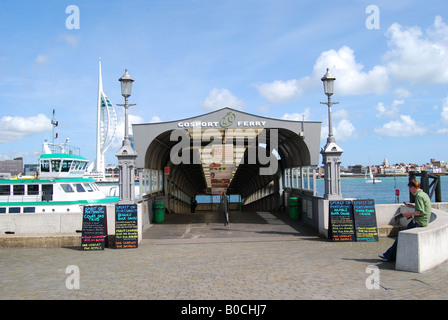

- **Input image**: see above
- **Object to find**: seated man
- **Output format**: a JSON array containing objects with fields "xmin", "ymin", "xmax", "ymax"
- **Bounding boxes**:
[{"xmin": 379, "ymin": 179, "xmax": 431, "ymax": 262}]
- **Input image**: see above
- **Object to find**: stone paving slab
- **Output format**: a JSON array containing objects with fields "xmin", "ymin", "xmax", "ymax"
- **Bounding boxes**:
[{"xmin": 0, "ymin": 210, "xmax": 447, "ymax": 301}]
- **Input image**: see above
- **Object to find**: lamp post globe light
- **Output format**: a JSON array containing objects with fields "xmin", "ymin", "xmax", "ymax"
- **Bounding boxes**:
[
  {"xmin": 320, "ymin": 68, "xmax": 343, "ymax": 200},
  {"xmin": 119, "ymin": 68, "xmax": 134, "ymax": 98},
  {"xmin": 116, "ymin": 68, "xmax": 138, "ymax": 204}
]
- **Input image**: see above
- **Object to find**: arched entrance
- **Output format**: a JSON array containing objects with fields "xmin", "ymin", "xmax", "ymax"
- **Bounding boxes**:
[{"xmin": 132, "ymin": 108, "xmax": 321, "ymax": 228}]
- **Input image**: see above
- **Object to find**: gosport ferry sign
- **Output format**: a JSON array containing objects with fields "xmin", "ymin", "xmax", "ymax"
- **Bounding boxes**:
[{"xmin": 177, "ymin": 111, "xmax": 267, "ymax": 128}]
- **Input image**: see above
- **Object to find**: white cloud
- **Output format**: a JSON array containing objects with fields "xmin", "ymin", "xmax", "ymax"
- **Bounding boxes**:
[
  {"xmin": 281, "ymin": 108, "xmax": 311, "ymax": 121},
  {"xmin": 0, "ymin": 151, "xmax": 30, "ymax": 161},
  {"xmin": 35, "ymin": 54, "xmax": 49, "ymax": 64},
  {"xmin": 313, "ymin": 46, "xmax": 389, "ymax": 95},
  {"xmin": 256, "ymin": 45, "xmax": 389, "ymax": 104},
  {"xmin": 59, "ymin": 34, "xmax": 79, "ymax": 48},
  {"xmin": 201, "ymin": 88, "xmax": 244, "ymax": 111},
  {"xmin": 394, "ymin": 87, "xmax": 411, "ymax": 98},
  {"xmin": 149, "ymin": 115, "xmax": 162, "ymax": 123},
  {"xmin": 0, "ymin": 114, "xmax": 52, "ymax": 143},
  {"xmin": 332, "ymin": 108, "xmax": 350, "ymax": 120},
  {"xmin": 256, "ymin": 16, "xmax": 448, "ymax": 105},
  {"xmin": 437, "ymin": 128, "xmax": 448, "ymax": 134},
  {"xmin": 374, "ymin": 115, "xmax": 426, "ymax": 137},
  {"xmin": 384, "ymin": 16, "xmax": 448, "ymax": 84},
  {"xmin": 111, "ymin": 113, "xmax": 145, "ymax": 149},
  {"xmin": 334, "ymin": 119, "xmax": 356, "ymax": 142},
  {"xmin": 375, "ymin": 100, "xmax": 404, "ymax": 118},
  {"xmin": 440, "ymin": 97, "xmax": 448, "ymax": 123},
  {"xmin": 255, "ymin": 78, "xmax": 310, "ymax": 104},
  {"xmin": 321, "ymin": 119, "xmax": 356, "ymax": 142}
]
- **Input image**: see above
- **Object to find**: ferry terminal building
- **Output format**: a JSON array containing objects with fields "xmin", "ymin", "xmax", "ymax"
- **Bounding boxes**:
[{"xmin": 132, "ymin": 107, "xmax": 330, "ymax": 234}]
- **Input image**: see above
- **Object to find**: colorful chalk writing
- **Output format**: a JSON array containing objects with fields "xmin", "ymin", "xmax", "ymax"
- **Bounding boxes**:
[
  {"xmin": 329, "ymin": 200, "xmax": 355, "ymax": 242},
  {"xmin": 353, "ymin": 199, "xmax": 379, "ymax": 242},
  {"xmin": 115, "ymin": 204, "xmax": 138, "ymax": 249},
  {"xmin": 81, "ymin": 205, "xmax": 106, "ymax": 250}
]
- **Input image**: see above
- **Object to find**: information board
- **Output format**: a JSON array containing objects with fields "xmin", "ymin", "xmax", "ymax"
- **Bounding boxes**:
[
  {"xmin": 353, "ymin": 199, "xmax": 379, "ymax": 242},
  {"xmin": 81, "ymin": 205, "xmax": 106, "ymax": 250},
  {"xmin": 115, "ymin": 204, "xmax": 138, "ymax": 249},
  {"xmin": 329, "ymin": 200, "xmax": 355, "ymax": 241}
]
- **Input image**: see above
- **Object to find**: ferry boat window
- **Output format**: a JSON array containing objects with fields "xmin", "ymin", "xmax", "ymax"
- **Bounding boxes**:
[
  {"xmin": 42, "ymin": 184, "xmax": 53, "ymax": 201},
  {"xmin": 61, "ymin": 184, "xmax": 74, "ymax": 193},
  {"xmin": 41, "ymin": 160, "xmax": 50, "ymax": 172},
  {"xmin": 9, "ymin": 207, "xmax": 21, "ymax": 213},
  {"xmin": 23, "ymin": 207, "xmax": 35, "ymax": 213},
  {"xmin": 51, "ymin": 160, "xmax": 61, "ymax": 172},
  {"xmin": 73, "ymin": 161, "xmax": 81, "ymax": 170},
  {"xmin": 0, "ymin": 185, "xmax": 10, "ymax": 195},
  {"xmin": 62, "ymin": 160, "xmax": 73, "ymax": 172},
  {"xmin": 83, "ymin": 183, "xmax": 94, "ymax": 192},
  {"xmin": 13, "ymin": 185, "xmax": 25, "ymax": 195},
  {"xmin": 79, "ymin": 162, "xmax": 87, "ymax": 171},
  {"xmin": 0, "ymin": 207, "xmax": 6, "ymax": 213},
  {"xmin": 74, "ymin": 183, "xmax": 86, "ymax": 192},
  {"xmin": 27, "ymin": 184, "xmax": 39, "ymax": 195}
]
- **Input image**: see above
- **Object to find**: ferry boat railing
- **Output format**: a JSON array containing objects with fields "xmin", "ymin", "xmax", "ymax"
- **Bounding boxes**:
[{"xmin": 0, "ymin": 194, "xmax": 42, "ymax": 203}]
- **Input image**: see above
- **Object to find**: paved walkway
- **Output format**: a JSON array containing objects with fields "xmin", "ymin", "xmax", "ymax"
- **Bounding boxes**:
[{"xmin": 1, "ymin": 210, "xmax": 448, "ymax": 301}]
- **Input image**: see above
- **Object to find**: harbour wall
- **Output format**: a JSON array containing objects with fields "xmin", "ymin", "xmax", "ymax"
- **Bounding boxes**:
[{"xmin": 0, "ymin": 200, "xmax": 151, "ymax": 247}]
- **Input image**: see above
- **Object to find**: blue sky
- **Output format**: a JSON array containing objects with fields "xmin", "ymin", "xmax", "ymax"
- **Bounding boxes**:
[{"xmin": 1, "ymin": 0, "xmax": 448, "ymax": 168}]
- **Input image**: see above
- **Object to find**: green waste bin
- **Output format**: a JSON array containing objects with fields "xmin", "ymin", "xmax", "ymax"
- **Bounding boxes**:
[
  {"xmin": 289, "ymin": 197, "xmax": 300, "ymax": 220},
  {"xmin": 237, "ymin": 202, "xmax": 243, "ymax": 211},
  {"xmin": 153, "ymin": 198, "xmax": 165, "ymax": 223}
]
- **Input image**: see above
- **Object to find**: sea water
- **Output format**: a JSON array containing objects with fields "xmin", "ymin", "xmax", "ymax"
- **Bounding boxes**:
[{"xmin": 315, "ymin": 175, "xmax": 448, "ymax": 204}]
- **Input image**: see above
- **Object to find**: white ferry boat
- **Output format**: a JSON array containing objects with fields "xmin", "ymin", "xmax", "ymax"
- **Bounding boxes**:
[{"xmin": 0, "ymin": 144, "xmax": 118, "ymax": 215}]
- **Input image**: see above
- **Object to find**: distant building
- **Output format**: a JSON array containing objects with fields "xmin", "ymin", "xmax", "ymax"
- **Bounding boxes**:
[
  {"xmin": 383, "ymin": 166, "xmax": 406, "ymax": 175},
  {"xmin": 0, "ymin": 157, "xmax": 23, "ymax": 176},
  {"xmin": 347, "ymin": 165, "xmax": 365, "ymax": 174},
  {"xmin": 430, "ymin": 159, "xmax": 447, "ymax": 169}
]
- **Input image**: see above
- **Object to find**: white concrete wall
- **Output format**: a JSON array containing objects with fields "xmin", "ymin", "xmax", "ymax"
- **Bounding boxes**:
[
  {"xmin": 0, "ymin": 202, "xmax": 146, "ymax": 243},
  {"xmin": 396, "ymin": 208, "xmax": 448, "ymax": 273},
  {"xmin": 0, "ymin": 212, "xmax": 83, "ymax": 234}
]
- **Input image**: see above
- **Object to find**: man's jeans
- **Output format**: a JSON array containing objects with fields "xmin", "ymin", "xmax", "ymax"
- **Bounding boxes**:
[{"xmin": 383, "ymin": 220, "xmax": 421, "ymax": 261}]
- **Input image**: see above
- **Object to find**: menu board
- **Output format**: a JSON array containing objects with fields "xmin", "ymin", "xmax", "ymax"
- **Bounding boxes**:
[
  {"xmin": 353, "ymin": 199, "xmax": 378, "ymax": 242},
  {"xmin": 81, "ymin": 205, "xmax": 106, "ymax": 250},
  {"xmin": 329, "ymin": 200, "xmax": 355, "ymax": 241},
  {"xmin": 115, "ymin": 204, "xmax": 138, "ymax": 249}
]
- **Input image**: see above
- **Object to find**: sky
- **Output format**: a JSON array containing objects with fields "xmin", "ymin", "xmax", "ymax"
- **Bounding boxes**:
[{"xmin": 1, "ymin": 0, "xmax": 448, "ymax": 169}]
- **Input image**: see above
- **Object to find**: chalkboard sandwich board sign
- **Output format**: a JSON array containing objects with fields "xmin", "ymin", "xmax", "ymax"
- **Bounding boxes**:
[
  {"xmin": 115, "ymin": 204, "xmax": 138, "ymax": 249},
  {"xmin": 329, "ymin": 200, "xmax": 355, "ymax": 242},
  {"xmin": 82, "ymin": 205, "xmax": 106, "ymax": 250},
  {"xmin": 353, "ymin": 199, "xmax": 379, "ymax": 242}
]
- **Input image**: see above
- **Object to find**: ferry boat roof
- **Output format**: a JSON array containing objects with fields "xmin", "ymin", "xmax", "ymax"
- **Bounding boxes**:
[
  {"xmin": 0, "ymin": 178, "xmax": 96, "ymax": 184},
  {"xmin": 40, "ymin": 153, "xmax": 88, "ymax": 161}
]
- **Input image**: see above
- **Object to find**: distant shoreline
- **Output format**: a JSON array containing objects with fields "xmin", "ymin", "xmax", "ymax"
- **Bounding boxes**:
[{"xmin": 338, "ymin": 173, "xmax": 447, "ymax": 178}]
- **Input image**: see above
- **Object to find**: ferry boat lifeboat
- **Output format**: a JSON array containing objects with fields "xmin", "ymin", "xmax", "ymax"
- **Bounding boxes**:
[{"xmin": 0, "ymin": 147, "xmax": 118, "ymax": 215}]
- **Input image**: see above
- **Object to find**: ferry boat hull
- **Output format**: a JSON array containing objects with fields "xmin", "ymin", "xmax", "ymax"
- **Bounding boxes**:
[{"xmin": 0, "ymin": 149, "xmax": 119, "ymax": 235}]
